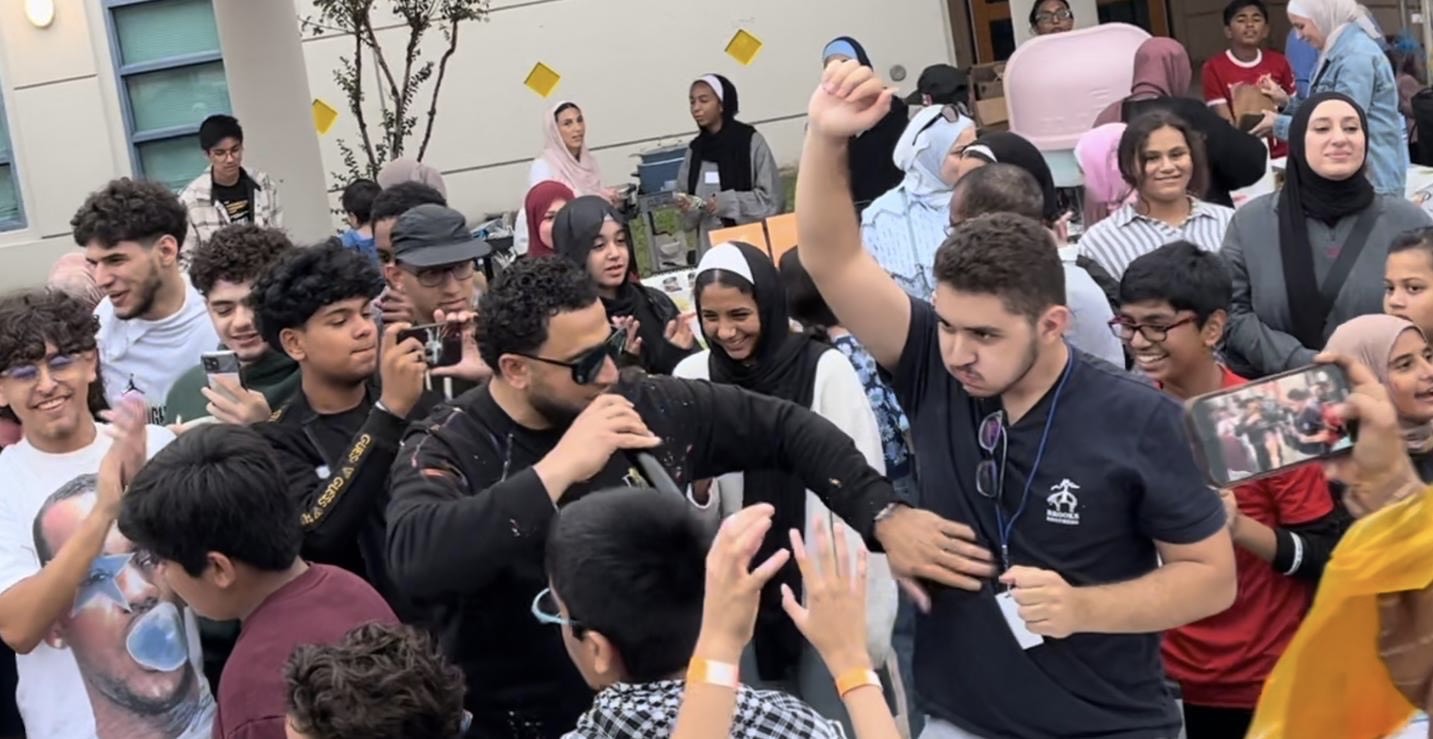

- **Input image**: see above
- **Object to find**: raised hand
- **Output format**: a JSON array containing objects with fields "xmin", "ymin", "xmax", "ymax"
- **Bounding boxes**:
[
  {"xmin": 781, "ymin": 518, "xmax": 871, "ymax": 675},
  {"xmin": 807, "ymin": 59, "xmax": 894, "ymax": 141},
  {"xmin": 378, "ymin": 322, "xmax": 426, "ymax": 419},
  {"xmin": 98, "ymin": 395, "xmax": 150, "ymax": 516},
  {"xmin": 694, "ymin": 504, "xmax": 792, "ymax": 662}
]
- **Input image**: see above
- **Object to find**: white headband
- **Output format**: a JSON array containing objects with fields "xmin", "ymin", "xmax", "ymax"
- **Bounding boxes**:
[
  {"xmin": 696, "ymin": 242, "xmax": 754, "ymax": 284},
  {"xmin": 698, "ymin": 74, "xmax": 726, "ymax": 103},
  {"xmin": 963, "ymin": 144, "xmax": 997, "ymax": 163}
]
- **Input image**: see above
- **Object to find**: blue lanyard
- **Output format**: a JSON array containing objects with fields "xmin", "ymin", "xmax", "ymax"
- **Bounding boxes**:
[{"xmin": 995, "ymin": 352, "xmax": 1074, "ymax": 575}]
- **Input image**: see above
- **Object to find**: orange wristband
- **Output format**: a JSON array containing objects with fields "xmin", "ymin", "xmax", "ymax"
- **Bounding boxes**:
[
  {"xmin": 686, "ymin": 658, "xmax": 739, "ymax": 689},
  {"xmin": 836, "ymin": 668, "xmax": 881, "ymax": 698}
]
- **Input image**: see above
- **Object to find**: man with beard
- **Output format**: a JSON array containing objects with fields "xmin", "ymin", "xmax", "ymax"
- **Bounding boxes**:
[
  {"xmin": 163, "ymin": 224, "xmax": 298, "ymax": 426},
  {"xmin": 73, "ymin": 179, "xmax": 220, "ymax": 425},
  {"xmin": 250, "ymin": 244, "xmax": 476, "ymax": 609},
  {"xmin": 34, "ymin": 475, "xmax": 214, "ymax": 738},
  {"xmin": 0, "ymin": 289, "xmax": 200, "ymax": 736},
  {"xmin": 791, "ymin": 61, "xmax": 1235, "ymax": 739},
  {"xmin": 386, "ymin": 257, "xmax": 948, "ymax": 738}
]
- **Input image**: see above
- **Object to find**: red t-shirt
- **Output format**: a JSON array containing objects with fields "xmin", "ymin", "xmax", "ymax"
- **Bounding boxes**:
[
  {"xmin": 214, "ymin": 564, "xmax": 398, "ymax": 738},
  {"xmin": 1160, "ymin": 367, "xmax": 1333, "ymax": 709},
  {"xmin": 1201, "ymin": 49, "xmax": 1296, "ymax": 158}
]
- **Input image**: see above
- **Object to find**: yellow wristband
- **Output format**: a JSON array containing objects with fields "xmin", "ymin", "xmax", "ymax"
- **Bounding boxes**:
[
  {"xmin": 836, "ymin": 668, "xmax": 881, "ymax": 698},
  {"xmin": 686, "ymin": 658, "xmax": 739, "ymax": 689}
]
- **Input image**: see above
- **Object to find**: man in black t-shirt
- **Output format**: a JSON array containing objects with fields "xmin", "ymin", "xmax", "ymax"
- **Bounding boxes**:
[
  {"xmin": 795, "ymin": 60, "xmax": 1236, "ymax": 739},
  {"xmin": 177, "ymin": 115, "xmax": 283, "ymax": 265}
]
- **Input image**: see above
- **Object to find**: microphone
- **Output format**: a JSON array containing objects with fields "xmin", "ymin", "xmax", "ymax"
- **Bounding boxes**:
[{"xmin": 626, "ymin": 450, "xmax": 685, "ymax": 499}]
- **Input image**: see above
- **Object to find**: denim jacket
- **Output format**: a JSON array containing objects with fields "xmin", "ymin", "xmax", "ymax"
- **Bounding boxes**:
[{"xmin": 1276, "ymin": 28, "xmax": 1408, "ymax": 196}]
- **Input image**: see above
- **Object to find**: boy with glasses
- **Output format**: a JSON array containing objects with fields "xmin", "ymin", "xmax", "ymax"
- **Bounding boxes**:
[
  {"xmin": 178, "ymin": 115, "xmax": 283, "ymax": 264},
  {"xmin": 387, "ymin": 257, "xmax": 925, "ymax": 738},
  {"xmin": 1116, "ymin": 241, "xmax": 1345, "ymax": 738},
  {"xmin": 0, "ymin": 290, "xmax": 214, "ymax": 738}
]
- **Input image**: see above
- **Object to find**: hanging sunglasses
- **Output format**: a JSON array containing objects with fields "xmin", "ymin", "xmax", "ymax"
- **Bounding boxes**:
[
  {"xmin": 516, "ymin": 327, "xmax": 626, "ymax": 386},
  {"xmin": 975, "ymin": 410, "xmax": 1007, "ymax": 500}
]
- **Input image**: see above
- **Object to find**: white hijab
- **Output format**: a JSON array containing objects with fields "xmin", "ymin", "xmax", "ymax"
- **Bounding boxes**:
[
  {"xmin": 891, "ymin": 106, "xmax": 975, "ymax": 209},
  {"xmin": 1288, "ymin": 0, "xmax": 1381, "ymax": 81}
]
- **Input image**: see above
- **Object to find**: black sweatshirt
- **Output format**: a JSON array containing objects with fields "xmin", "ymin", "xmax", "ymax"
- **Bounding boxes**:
[{"xmin": 386, "ymin": 372, "xmax": 899, "ymax": 737}]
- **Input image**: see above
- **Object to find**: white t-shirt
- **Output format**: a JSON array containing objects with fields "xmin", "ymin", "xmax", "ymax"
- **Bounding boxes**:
[
  {"xmin": 0, "ymin": 425, "xmax": 215, "ymax": 738},
  {"xmin": 95, "ymin": 279, "xmax": 219, "ymax": 425}
]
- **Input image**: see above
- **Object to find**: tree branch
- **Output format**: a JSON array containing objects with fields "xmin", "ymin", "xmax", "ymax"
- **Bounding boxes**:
[
  {"xmin": 417, "ymin": 15, "xmax": 462, "ymax": 160},
  {"xmin": 360, "ymin": 12, "xmax": 404, "ymax": 154}
]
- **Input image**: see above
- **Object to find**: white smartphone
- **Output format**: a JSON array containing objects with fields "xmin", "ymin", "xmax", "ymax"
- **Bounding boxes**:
[{"xmin": 201, "ymin": 351, "xmax": 242, "ymax": 393}]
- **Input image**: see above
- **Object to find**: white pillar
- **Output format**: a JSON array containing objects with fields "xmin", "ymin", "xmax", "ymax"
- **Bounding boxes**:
[{"xmin": 211, "ymin": 1, "xmax": 332, "ymax": 245}]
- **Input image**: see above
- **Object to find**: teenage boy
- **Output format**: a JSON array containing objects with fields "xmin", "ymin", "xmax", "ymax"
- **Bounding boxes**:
[
  {"xmin": 386, "ymin": 257, "xmax": 946, "ymax": 737},
  {"xmin": 795, "ymin": 60, "xmax": 1236, "ymax": 738},
  {"xmin": 543, "ymin": 487, "xmax": 842, "ymax": 738},
  {"xmin": 178, "ymin": 115, "xmax": 283, "ymax": 263},
  {"xmin": 164, "ymin": 225, "xmax": 298, "ymax": 426},
  {"xmin": 117, "ymin": 425, "xmax": 396, "ymax": 739},
  {"xmin": 0, "ymin": 289, "xmax": 213, "ymax": 738},
  {"xmin": 1202, "ymin": 0, "xmax": 1295, "ymax": 156},
  {"xmin": 1116, "ymin": 241, "xmax": 1348, "ymax": 738},
  {"xmin": 72, "ymin": 178, "xmax": 220, "ymax": 425},
  {"xmin": 249, "ymin": 243, "xmax": 443, "ymax": 602},
  {"xmin": 340, "ymin": 179, "xmax": 382, "ymax": 265},
  {"xmin": 284, "ymin": 623, "xmax": 469, "ymax": 739}
]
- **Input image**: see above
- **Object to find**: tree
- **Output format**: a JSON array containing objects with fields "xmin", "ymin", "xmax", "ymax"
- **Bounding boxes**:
[{"xmin": 300, "ymin": 0, "xmax": 490, "ymax": 182}]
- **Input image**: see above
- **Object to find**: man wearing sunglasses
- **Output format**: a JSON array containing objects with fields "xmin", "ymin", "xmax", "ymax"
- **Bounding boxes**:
[
  {"xmin": 387, "ymin": 257, "xmax": 904, "ymax": 738},
  {"xmin": 793, "ymin": 61, "xmax": 1236, "ymax": 739}
]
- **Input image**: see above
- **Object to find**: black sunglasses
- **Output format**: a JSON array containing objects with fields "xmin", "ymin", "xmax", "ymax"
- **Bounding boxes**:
[{"xmin": 517, "ymin": 327, "xmax": 626, "ymax": 385}]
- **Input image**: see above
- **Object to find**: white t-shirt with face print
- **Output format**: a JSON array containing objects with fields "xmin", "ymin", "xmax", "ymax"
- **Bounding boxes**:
[{"xmin": 0, "ymin": 425, "xmax": 215, "ymax": 738}]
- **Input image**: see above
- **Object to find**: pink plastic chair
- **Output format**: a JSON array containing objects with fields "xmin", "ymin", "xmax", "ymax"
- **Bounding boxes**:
[{"xmin": 1005, "ymin": 23, "xmax": 1151, "ymax": 151}]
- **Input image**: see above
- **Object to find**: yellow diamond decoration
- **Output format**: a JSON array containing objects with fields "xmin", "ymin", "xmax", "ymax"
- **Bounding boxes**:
[
  {"xmin": 524, "ymin": 62, "xmax": 561, "ymax": 98},
  {"xmin": 725, "ymin": 29, "xmax": 763, "ymax": 66},
  {"xmin": 312, "ymin": 98, "xmax": 339, "ymax": 136}
]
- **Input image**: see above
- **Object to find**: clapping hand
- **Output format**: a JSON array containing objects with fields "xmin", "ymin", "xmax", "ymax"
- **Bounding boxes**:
[
  {"xmin": 97, "ymin": 395, "xmax": 150, "ymax": 516},
  {"xmin": 781, "ymin": 518, "xmax": 871, "ymax": 675},
  {"xmin": 693, "ymin": 504, "xmax": 792, "ymax": 662}
]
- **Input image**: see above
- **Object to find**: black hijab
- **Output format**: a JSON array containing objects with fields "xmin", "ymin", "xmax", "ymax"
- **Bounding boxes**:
[
  {"xmin": 687, "ymin": 74, "xmax": 758, "ymax": 210},
  {"xmin": 1279, "ymin": 92, "xmax": 1378, "ymax": 349},
  {"xmin": 694, "ymin": 241, "xmax": 830, "ymax": 680},
  {"xmin": 964, "ymin": 131, "xmax": 1062, "ymax": 222},
  {"xmin": 552, "ymin": 196, "xmax": 688, "ymax": 373},
  {"xmin": 824, "ymin": 36, "xmax": 908, "ymax": 208}
]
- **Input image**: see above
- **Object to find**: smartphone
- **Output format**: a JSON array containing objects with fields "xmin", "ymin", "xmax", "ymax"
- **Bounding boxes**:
[
  {"xmin": 397, "ymin": 323, "xmax": 462, "ymax": 368},
  {"xmin": 1238, "ymin": 112, "xmax": 1265, "ymax": 132},
  {"xmin": 1185, "ymin": 364, "xmax": 1355, "ymax": 487},
  {"xmin": 201, "ymin": 351, "xmax": 242, "ymax": 391}
]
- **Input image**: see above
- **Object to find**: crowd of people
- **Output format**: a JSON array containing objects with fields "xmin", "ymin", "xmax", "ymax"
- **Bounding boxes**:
[{"xmin": 3, "ymin": 1, "xmax": 1433, "ymax": 738}]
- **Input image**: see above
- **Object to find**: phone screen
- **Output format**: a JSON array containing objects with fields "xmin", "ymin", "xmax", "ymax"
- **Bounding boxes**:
[
  {"xmin": 1185, "ymin": 364, "xmax": 1354, "ymax": 487},
  {"xmin": 397, "ymin": 323, "xmax": 463, "ymax": 368}
]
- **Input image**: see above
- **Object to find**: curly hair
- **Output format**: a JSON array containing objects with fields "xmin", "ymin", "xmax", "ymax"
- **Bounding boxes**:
[
  {"xmin": 188, "ymin": 225, "xmax": 294, "ymax": 297},
  {"xmin": 249, "ymin": 242, "xmax": 383, "ymax": 354},
  {"xmin": 0, "ymin": 289, "xmax": 106, "ymax": 422},
  {"xmin": 285, "ymin": 623, "xmax": 467, "ymax": 739},
  {"xmin": 70, "ymin": 178, "xmax": 188, "ymax": 249},
  {"xmin": 477, "ymin": 257, "xmax": 598, "ymax": 372}
]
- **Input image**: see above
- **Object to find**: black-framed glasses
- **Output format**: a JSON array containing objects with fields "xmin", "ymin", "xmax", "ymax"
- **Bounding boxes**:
[
  {"xmin": 400, "ymin": 260, "xmax": 476, "ymax": 288},
  {"xmin": 975, "ymin": 410, "xmax": 1008, "ymax": 500},
  {"xmin": 516, "ymin": 327, "xmax": 626, "ymax": 386},
  {"xmin": 1108, "ymin": 315, "xmax": 1197, "ymax": 344},
  {"xmin": 0, "ymin": 353, "xmax": 82, "ymax": 384},
  {"xmin": 1036, "ymin": 9, "xmax": 1074, "ymax": 24}
]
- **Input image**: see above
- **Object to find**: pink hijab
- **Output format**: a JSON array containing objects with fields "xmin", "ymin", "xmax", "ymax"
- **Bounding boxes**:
[
  {"xmin": 1076, "ymin": 123, "xmax": 1131, "ymax": 229},
  {"xmin": 541, "ymin": 102, "xmax": 605, "ymax": 196},
  {"xmin": 1094, "ymin": 38, "xmax": 1194, "ymax": 126}
]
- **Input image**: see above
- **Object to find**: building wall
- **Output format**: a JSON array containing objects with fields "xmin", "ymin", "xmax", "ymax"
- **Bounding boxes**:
[{"xmin": 295, "ymin": 0, "xmax": 958, "ymax": 222}]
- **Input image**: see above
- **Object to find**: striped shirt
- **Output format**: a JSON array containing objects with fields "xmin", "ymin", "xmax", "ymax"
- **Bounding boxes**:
[{"xmin": 1076, "ymin": 199, "xmax": 1234, "ymax": 279}]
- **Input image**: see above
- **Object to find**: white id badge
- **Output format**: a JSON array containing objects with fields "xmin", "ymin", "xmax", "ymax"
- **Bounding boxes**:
[
  {"xmin": 704, "ymin": 170, "xmax": 722, "ymax": 186},
  {"xmin": 996, "ymin": 591, "xmax": 1044, "ymax": 650}
]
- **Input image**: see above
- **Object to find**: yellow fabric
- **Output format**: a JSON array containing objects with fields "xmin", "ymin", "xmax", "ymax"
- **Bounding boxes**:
[{"xmin": 1250, "ymin": 488, "xmax": 1433, "ymax": 738}]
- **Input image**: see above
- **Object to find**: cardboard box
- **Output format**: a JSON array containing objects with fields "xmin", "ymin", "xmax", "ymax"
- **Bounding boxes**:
[
  {"xmin": 1231, "ymin": 84, "xmax": 1276, "ymax": 120},
  {"xmin": 970, "ymin": 62, "xmax": 1007, "ymax": 101},
  {"xmin": 975, "ymin": 96, "xmax": 1009, "ymax": 128}
]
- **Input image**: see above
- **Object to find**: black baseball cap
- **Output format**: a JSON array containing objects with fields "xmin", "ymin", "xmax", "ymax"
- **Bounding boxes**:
[
  {"xmin": 391, "ymin": 204, "xmax": 491, "ymax": 267},
  {"xmin": 905, "ymin": 64, "xmax": 968, "ymax": 106}
]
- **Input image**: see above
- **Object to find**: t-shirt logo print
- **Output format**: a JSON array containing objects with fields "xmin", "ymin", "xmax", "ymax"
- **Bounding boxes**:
[{"xmin": 1045, "ymin": 479, "xmax": 1081, "ymax": 526}]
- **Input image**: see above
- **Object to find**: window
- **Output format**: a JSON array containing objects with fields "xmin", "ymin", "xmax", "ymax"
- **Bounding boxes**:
[
  {"xmin": 0, "ymin": 83, "xmax": 22, "ymax": 231},
  {"xmin": 105, "ymin": 0, "xmax": 231, "ymax": 191}
]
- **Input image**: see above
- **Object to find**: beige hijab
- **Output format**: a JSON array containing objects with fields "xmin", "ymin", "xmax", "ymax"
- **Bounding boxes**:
[
  {"xmin": 1325, "ymin": 314, "xmax": 1433, "ymax": 453},
  {"xmin": 377, "ymin": 157, "xmax": 448, "ymax": 197}
]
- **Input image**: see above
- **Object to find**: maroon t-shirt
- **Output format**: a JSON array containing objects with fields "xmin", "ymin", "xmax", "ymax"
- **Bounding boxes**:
[{"xmin": 213, "ymin": 564, "xmax": 397, "ymax": 738}]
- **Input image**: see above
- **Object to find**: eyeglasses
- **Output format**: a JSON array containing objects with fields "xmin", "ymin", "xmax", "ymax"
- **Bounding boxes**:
[
  {"xmin": 515, "ymin": 327, "xmax": 626, "ymax": 386},
  {"xmin": 400, "ymin": 260, "xmax": 476, "ymax": 288},
  {"xmin": 1036, "ymin": 9, "xmax": 1074, "ymax": 24},
  {"xmin": 0, "ymin": 353, "xmax": 82, "ymax": 384},
  {"xmin": 208, "ymin": 144, "xmax": 243, "ymax": 161},
  {"xmin": 975, "ymin": 410, "xmax": 1008, "ymax": 500},
  {"xmin": 531, "ymin": 587, "xmax": 579, "ymax": 628},
  {"xmin": 1108, "ymin": 315, "xmax": 1197, "ymax": 343}
]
